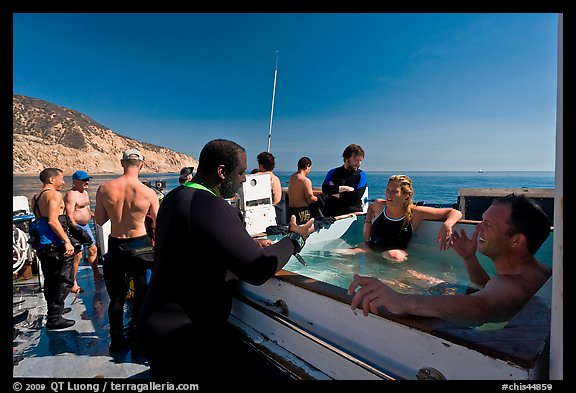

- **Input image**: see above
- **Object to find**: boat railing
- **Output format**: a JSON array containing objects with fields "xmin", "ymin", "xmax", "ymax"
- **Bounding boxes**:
[{"xmin": 233, "ymin": 290, "xmax": 401, "ymax": 380}]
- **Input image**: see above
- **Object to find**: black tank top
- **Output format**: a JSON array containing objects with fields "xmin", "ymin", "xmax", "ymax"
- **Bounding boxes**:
[
  {"xmin": 33, "ymin": 189, "xmax": 69, "ymax": 224},
  {"xmin": 368, "ymin": 206, "xmax": 413, "ymax": 251}
]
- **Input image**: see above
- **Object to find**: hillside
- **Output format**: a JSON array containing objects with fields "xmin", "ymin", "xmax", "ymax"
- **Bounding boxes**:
[{"xmin": 13, "ymin": 94, "xmax": 198, "ymax": 174}]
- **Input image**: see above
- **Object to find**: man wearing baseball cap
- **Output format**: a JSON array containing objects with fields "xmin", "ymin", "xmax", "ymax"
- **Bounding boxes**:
[
  {"xmin": 71, "ymin": 170, "xmax": 92, "ymax": 182},
  {"xmin": 64, "ymin": 170, "xmax": 103, "ymax": 295},
  {"xmin": 122, "ymin": 149, "xmax": 144, "ymax": 161},
  {"xmin": 178, "ymin": 166, "xmax": 194, "ymax": 185},
  {"xmin": 95, "ymin": 148, "xmax": 159, "ymax": 353}
]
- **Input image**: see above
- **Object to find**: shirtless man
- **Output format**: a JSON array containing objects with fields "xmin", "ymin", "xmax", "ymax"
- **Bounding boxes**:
[
  {"xmin": 288, "ymin": 157, "xmax": 318, "ymax": 224},
  {"xmin": 65, "ymin": 170, "xmax": 104, "ymax": 294},
  {"xmin": 31, "ymin": 168, "xmax": 76, "ymax": 330},
  {"xmin": 348, "ymin": 194, "xmax": 552, "ymax": 327},
  {"xmin": 95, "ymin": 149, "xmax": 159, "ymax": 352},
  {"xmin": 253, "ymin": 152, "xmax": 285, "ymax": 224},
  {"xmin": 253, "ymin": 152, "xmax": 282, "ymax": 205}
]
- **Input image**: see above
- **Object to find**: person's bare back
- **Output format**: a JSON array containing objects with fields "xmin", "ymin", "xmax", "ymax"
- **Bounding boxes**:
[
  {"xmin": 96, "ymin": 174, "xmax": 158, "ymax": 238},
  {"xmin": 288, "ymin": 171, "xmax": 317, "ymax": 208}
]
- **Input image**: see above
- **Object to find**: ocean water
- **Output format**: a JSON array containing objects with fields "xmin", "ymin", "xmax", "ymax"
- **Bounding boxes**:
[
  {"xmin": 287, "ymin": 170, "xmax": 555, "ymax": 206},
  {"xmin": 13, "ymin": 171, "xmax": 555, "ymax": 210},
  {"xmin": 13, "ymin": 171, "xmax": 555, "ymax": 299}
]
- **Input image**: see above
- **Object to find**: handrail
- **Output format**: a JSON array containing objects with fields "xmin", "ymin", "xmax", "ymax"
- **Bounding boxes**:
[{"xmin": 233, "ymin": 291, "xmax": 401, "ymax": 380}]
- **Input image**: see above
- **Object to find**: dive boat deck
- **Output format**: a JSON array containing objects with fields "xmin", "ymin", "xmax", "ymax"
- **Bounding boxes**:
[
  {"xmin": 12, "ymin": 261, "xmax": 150, "ymax": 378},
  {"xmin": 12, "ymin": 205, "xmax": 555, "ymax": 380},
  {"xmin": 12, "ymin": 257, "xmax": 294, "ymax": 381}
]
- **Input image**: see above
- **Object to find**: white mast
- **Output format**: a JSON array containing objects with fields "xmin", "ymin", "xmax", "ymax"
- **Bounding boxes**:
[{"xmin": 267, "ymin": 51, "xmax": 279, "ymax": 153}]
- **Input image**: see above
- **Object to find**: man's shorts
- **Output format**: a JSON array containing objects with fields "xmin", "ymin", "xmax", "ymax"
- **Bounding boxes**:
[{"xmin": 77, "ymin": 222, "xmax": 96, "ymax": 248}]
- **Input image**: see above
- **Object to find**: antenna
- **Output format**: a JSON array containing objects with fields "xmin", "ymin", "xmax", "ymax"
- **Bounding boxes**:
[{"xmin": 267, "ymin": 51, "xmax": 279, "ymax": 153}]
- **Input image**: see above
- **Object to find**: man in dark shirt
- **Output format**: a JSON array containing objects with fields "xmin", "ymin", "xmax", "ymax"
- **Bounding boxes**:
[
  {"xmin": 321, "ymin": 144, "xmax": 368, "ymax": 216},
  {"xmin": 137, "ymin": 139, "xmax": 314, "ymax": 380}
]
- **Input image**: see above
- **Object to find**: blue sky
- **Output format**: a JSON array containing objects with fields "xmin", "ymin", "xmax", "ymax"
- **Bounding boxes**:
[{"xmin": 13, "ymin": 13, "xmax": 559, "ymax": 172}]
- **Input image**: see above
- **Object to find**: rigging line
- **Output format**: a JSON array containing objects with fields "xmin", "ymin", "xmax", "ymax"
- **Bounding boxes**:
[{"xmin": 267, "ymin": 51, "xmax": 279, "ymax": 153}]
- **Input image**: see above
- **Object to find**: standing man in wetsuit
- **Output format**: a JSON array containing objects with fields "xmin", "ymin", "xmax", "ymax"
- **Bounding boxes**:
[
  {"xmin": 321, "ymin": 143, "xmax": 368, "ymax": 217},
  {"xmin": 31, "ymin": 168, "xmax": 76, "ymax": 330},
  {"xmin": 95, "ymin": 149, "xmax": 159, "ymax": 352},
  {"xmin": 64, "ymin": 170, "xmax": 104, "ymax": 295},
  {"xmin": 138, "ymin": 139, "xmax": 315, "ymax": 380}
]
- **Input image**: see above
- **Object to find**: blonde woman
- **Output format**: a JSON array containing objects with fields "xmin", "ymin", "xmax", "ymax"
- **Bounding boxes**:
[{"xmin": 337, "ymin": 174, "xmax": 462, "ymax": 262}]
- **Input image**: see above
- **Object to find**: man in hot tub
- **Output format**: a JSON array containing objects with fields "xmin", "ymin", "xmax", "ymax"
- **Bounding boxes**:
[{"xmin": 348, "ymin": 194, "xmax": 552, "ymax": 326}]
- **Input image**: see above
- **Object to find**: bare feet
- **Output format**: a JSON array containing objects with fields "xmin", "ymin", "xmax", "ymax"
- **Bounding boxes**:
[
  {"xmin": 405, "ymin": 269, "xmax": 444, "ymax": 286},
  {"xmin": 381, "ymin": 249, "xmax": 408, "ymax": 262},
  {"xmin": 333, "ymin": 247, "xmax": 365, "ymax": 256}
]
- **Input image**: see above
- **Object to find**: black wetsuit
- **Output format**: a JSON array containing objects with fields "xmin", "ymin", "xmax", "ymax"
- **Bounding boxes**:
[
  {"xmin": 103, "ymin": 234, "xmax": 153, "ymax": 347},
  {"xmin": 138, "ymin": 185, "xmax": 296, "ymax": 379},
  {"xmin": 32, "ymin": 191, "xmax": 75, "ymax": 325},
  {"xmin": 321, "ymin": 166, "xmax": 367, "ymax": 216},
  {"xmin": 274, "ymin": 194, "xmax": 287, "ymax": 225},
  {"xmin": 367, "ymin": 206, "xmax": 413, "ymax": 252}
]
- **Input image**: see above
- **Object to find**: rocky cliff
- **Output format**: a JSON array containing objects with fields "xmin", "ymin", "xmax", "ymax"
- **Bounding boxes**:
[{"xmin": 13, "ymin": 94, "xmax": 198, "ymax": 174}]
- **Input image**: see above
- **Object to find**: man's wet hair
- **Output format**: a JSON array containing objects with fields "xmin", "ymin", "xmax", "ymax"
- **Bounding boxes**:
[{"xmin": 493, "ymin": 193, "xmax": 551, "ymax": 254}]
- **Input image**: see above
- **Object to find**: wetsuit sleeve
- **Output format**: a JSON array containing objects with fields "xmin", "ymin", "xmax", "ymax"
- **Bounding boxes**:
[
  {"xmin": 356, "ymin": 170, "xmax": 368, "ymax": 190},
  {"xmin": 322, "ymin": 168, "xmax": 339, "ymax": 195},
  {"xmin": 343, "ymin": 170, "xmax": 367, "ymax": 213},
  {"xmin": 353, "ymin": 171, "xmax": 368, "ymax": 210},
  {"xmin": 205, "ymin": 202, "xmax": 295, "ymax": 286}
]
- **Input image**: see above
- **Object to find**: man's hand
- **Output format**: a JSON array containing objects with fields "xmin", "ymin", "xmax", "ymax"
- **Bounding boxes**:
[
  {"xmin": 348, "ymin": 274, "xmax": 403, "ymax": 316},
  {"xmin": 288, "ymin": 215, "xmax": 315, "ymax": 238},
  {"xmin": 63, "ymin": 241, "xmax": 75, "ymax": 257},
  {"xmin": 339, "ymin": 185, "xmax": 354, "ymax": 193},
  {"xmin": 451, "ymin": 228, "xmax": 478, "ymax": 260}
]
